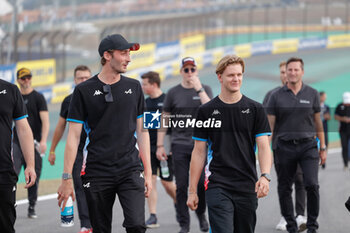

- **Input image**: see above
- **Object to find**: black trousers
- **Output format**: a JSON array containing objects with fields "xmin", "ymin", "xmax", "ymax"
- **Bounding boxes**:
[
  {"xmin": 274, "ymin": 151, "xmax": 306, "ymax": 216},
  {"xmin": 13, "ymin": 141, "xmax": 42, "ymax": 206},
  {"xmin": 276, "ymin": 139, "xmax": 319, "ymax": 233},
  {"xmin": 73, "ymin": 150, "xmax": 91, "ymax": 228},
  {"xmin": 82, "ymin": 171, "xmax": 146, "ymax": 233},
  {"xmin": 206, "ymin": 187, "xmax": 257, "ymax": 233},
  {"xmin": 0, "ymin": 185, "xmax": 16, "ymax": 233},
  {"xmin": 172, "ymin": 144, "xmax": 206, "ymax": 230},
  {"xmin": 339, "ymin": 132, "xmax": 349, "ymax": 167}
]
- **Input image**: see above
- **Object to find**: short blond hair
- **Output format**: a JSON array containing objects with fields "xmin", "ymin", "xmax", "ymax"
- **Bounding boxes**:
[
  {"xmin": 279, "ymin": 61, "xmax": 286, "ymax": 68},
  {"xmin": 216, "ymin": 55, "xmax": 245, "ymax": 75}
]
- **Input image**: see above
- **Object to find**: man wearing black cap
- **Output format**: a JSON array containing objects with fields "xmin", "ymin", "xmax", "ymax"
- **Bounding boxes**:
[
  {"xmin": 0, "ymin": 79, "xmax": 36, "ymax": 233},
  {"xmin": 57, "ymin": 34, "xmax": 152, "ymax": 233},
  {"xmin": 13, "ymin": 67, "xmax": 49, "ymax": 219},
  {"xmin": 157, "ymin": 57, "xmax": 212, "ymax": 233}
]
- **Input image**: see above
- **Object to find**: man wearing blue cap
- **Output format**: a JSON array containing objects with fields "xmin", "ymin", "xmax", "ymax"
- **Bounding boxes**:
[{"xmin": 57, "ymin": 34, "xmax": 152, "ymax": 233}]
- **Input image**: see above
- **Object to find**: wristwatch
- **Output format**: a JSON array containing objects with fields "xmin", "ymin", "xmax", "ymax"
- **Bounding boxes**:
[
  {"xmin": 62, "ymin": 173, "xmax": 72, "ymax": 180},
  {"xmin": 260, "ymin": 173, "xmax": 271, "ymax": 182},
  {"xmin": 320, "ymin": 146, "xmax": 327, "ymax": 151},
  {"xmin": 196, "ymin": 87, "xmax": 205, "ymax": 94}
]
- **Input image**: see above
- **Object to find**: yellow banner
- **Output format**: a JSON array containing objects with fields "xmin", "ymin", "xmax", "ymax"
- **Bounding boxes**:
[
  {"xmin": 180, "ymin": 34, "xmax": 205, "ymax": 58},
  {"xmin": 212, "ymin": 50, "xmax": 224, "ymax": 66},
  {"xmin": 153, "ymin": 67, "xmax": 166, "ymax": 81},
  {"xmin": 234, "ymin": 44, "xmax": 252, "ymax": 58},
  {"xmin": 16, "ymin": 59, "xmax": 56, "ymax": 87},
  {"xmin": 51, "ymin": 83, "xmax": 72, "ymax": 104},
  {"xmin": 128, "ymin": 43, "xmax": 156, "ymax": 70},
  {"xmin": 327, "ymin": 34, "xmax": 350, "ymax": 48},
  {"xmin": 272, "ymin": 39, "xmax": 299, "ymax": 54}
]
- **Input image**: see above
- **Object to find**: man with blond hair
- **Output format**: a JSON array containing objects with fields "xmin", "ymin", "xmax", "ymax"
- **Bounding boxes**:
[{"xmin": 187, "ymin": 55, "xmax": 272, "ymax": 233}]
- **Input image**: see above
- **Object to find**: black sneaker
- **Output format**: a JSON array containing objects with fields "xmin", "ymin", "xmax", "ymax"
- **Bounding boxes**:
[
  {"xmin": 145, "ymin": 214, "xmax": 159, "ymax": 228},
  {"xmin": 28, "ymin": 205, "xmax": 37, "ymax": 219},
  {"xmin": 198, "ymin": 214, "xmax": 209, "ymax": 232},
  {"xmin": 178, "ymin": 226, "xmax": 189, "ymax": 233}
]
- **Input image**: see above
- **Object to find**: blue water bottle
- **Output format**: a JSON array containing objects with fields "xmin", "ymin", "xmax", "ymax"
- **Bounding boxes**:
[{"xmin": 61, "ymin": 196, "xmax": 74, "ymax": 227}]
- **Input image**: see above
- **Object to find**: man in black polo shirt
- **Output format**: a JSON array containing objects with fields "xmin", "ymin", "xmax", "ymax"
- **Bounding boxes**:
[
  {"xmin": 187, "ymin": 55, "xmax": 272, "ymax": 233},
  {"xmin": 263, "ymin": 61, "xmax": 307, "ymax": 231},
  {"xmin": 57, "ymin": 34, "xmax": 152, "ymax": 233},
  {"xmin": 13, "ymin": 67, "xmax": 49, "ymax": 219},
  {"xmin": 49, "ymin": 65, "xmax": 92, "ymax": 233},
  {"xmin": 267, "ymin": 57, "xmax": 327, "ymax": 233},
  {"xmin": 157, "ymin": 57, "xmax": 212, "ymax": 233},
  {"xmin": 334, "ymin": 92, "xmax": 350, "ymax": 170},
  {"xmin": 141, "ymin": 71, "xmax": 177, "ymax": 228},
  {"xmin": 0, "ymin": 79, "xmax": 36, "ymax": 233}
]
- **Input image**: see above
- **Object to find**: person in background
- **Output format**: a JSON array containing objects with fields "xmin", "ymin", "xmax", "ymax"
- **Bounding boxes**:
[
  {"xmin": 264, "ymin": 61, "xmax": 307, "ymax": 231},
  {"xmin": 157, "ymin": 57, "xmax": 212, "ymax": 233},
  {"xmin": 267, "ymin": 57, "xmax": 326, "ymax": 233},
  {"xmin": 319, "ymin": 91, "xmax": 331, "ymax": 169},
  {"xmin": 13, "ymin": 67, "xmax": 49, "ymax": 219},
  {"xmin": 141, "ymin": 71, "xmax": 177, "ymax": 228},
  {"xmin": 49, "ymin": 65, "xmax": 93, "ymax": 233},
  {"xmin": 335, "ymin": 92, "xmax": 350, "ymax": 170}
]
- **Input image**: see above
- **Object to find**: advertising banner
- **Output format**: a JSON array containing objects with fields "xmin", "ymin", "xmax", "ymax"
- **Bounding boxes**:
[{"xmin": 16, "ymin": 59, "xmax": 56, "ymax": 87}]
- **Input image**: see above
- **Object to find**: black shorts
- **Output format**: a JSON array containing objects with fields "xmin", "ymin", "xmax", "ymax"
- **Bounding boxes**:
[{"xmin": 150, "ymin": 152, "xmax": 174, "ymax": 181}]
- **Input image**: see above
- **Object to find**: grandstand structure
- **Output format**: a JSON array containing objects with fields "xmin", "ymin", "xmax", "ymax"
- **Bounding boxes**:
[{"xmin": 0, "ymin": 0, "xmax": 349, "ymax": 82}]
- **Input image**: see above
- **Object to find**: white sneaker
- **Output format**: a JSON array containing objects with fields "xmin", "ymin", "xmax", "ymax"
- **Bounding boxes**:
[
  {"xmin": 276, "ymin": 217, "xmax": 287, "ymax": 231},
  {"xmin": 296, "ymin": 215, "xmax": 307, "ymax": 232}
]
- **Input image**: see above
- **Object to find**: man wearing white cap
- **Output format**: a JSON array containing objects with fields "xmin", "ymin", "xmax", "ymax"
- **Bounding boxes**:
[{"xmin": 335, "ymin": 92, "xmax": 350, "ymax": 170}]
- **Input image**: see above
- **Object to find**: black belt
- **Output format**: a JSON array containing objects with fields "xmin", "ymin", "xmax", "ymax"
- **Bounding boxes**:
[{"xmin": 281, "ymin": 137, "xmax": 315, "ymax": 144}]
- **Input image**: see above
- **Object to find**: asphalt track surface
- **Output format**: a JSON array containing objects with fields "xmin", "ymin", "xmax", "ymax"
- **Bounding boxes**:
[{"xmin": 15, "ymin": 149, "xmax": 350, "ymax": 233}]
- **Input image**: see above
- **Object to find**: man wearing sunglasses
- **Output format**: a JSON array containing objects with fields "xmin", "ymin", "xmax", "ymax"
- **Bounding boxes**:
[
  {"xmin": 13, "ymin": 67, "xmax": 49, "ymax": 219},
  {"xmin": 157, "ymin": 57, "xmax": 212, "ymax": 233},
  {"xmin": 57, "ymin": 34, "xmax": 152, "ymax": 233},
  {"xmin": 49, "ymin": 65, "xmax": 92, "ymax": 233}
]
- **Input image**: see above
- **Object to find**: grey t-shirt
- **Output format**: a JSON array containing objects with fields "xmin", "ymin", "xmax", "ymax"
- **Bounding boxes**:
[
  {"xmin": 163, "ymin": 84, "xmax": 213, "ymax": 146},
  {"xmin": 267, "ymin": 83, "xmax": 320, "ymax": 149}
]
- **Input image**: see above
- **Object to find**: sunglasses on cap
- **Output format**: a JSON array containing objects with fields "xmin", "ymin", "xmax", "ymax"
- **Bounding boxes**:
[
  {"xmin": 184, "ymin": 68, "xmax": 196, "ymax": 73},
  {"xmin": 103, "ymin": 84, "xmax": 114, "ymax": 103},
  {"xmin": 19, "ymin": 76, "xmax": 32, "ymax": 81}
]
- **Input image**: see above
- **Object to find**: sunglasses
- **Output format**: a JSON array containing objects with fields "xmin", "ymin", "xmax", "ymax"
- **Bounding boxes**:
[
  {"xmin": 103, "ymin": 84, "xmax": 114, "ymax": 103},
  {"xmin": 184, "ymin": 68, "xmax": 196, "ymax": 73},
  {"xmin": 19, "ymin": 76, "xmax": 32, "ymax": 81}
]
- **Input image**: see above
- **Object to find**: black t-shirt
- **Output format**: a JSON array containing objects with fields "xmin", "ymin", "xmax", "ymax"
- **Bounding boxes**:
[
  {"xmin": 193, "ymin": 95, "xmax": 271, "ymax": 194},
  {"xmin": 60, "ymin": 94, "xmax": 86, "ymax": 152},
  {"xmin": 145, "ymin": 93, "xmax": 166, "ymax": 153},
  {"xmin": 0, "ymin": 80, "xmax": 27, "ymax": 185},
  {"xmin": 14, "ymin": 90, "xmax": 48, "ymax": 143},
  {"xmin": 67, "ymin": 75, "xmax": 145, "ymax": 178},
  {"xmin": 267, "ymin": 84, "xmax": 320, "ymax": 147},
  {"xmin": 163, "ymin": 84, "xmax": 213, "ymax": 146},
  {"xmin": 335, "ymin": 103, "xmax": 350, "ymax": 134}
]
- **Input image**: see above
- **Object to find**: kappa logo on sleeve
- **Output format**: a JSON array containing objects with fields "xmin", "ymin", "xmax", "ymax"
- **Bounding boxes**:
[{"xmin": 0, "ymin": 89, "xmax": 7, "ymax": 95}]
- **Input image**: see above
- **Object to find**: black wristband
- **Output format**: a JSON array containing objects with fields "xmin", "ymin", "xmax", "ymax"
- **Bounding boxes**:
[{"xmin": 196, "ymin": 87, "xmax": 204, "ymax": 94}]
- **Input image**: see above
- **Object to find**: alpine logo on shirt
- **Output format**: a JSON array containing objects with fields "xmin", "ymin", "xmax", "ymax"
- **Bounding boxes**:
[
  {"xmin": 125, "ymin": 89, "xmax": 132, "ymax": 94},
  {"xmin": 93, "ymin": 90, "xmax": 103, "ymax": 96},
  {"xmin": 241, "ymin": 108, "xmax": 250, "ymax": 114},
  {"xmin": 0, "ymin": 89, "xmax": 7, "ymax": 95}
]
